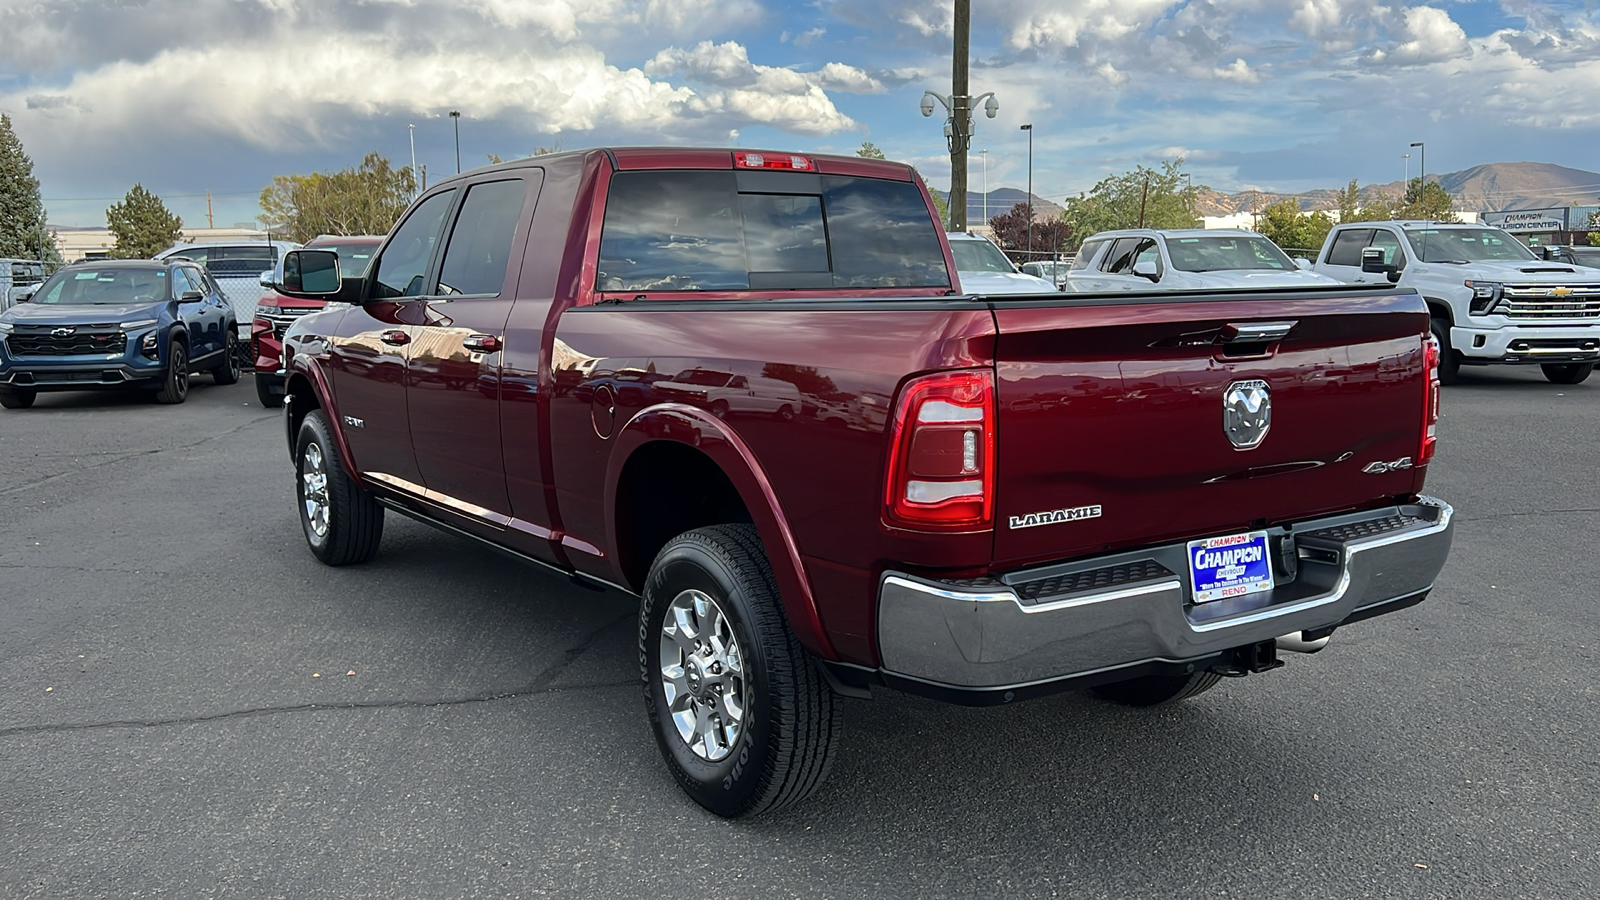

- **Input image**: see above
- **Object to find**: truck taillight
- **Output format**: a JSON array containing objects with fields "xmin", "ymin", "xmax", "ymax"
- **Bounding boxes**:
[
  {"xmin": 1420, "ymin": 334, "xmax": 1440, "ymax": 465},
  {"xmin": 735, "ymin": 151, "xmax": 814, "ymax": 171},
  {"xmin": 884, "ymin": 370, "xmax": 995, "ymax": 530}
]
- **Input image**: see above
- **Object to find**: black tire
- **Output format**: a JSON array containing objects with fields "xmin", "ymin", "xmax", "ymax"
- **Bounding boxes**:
[
  {"xmin": 1541, "ymin": 363, "xmax": 1593, "ymax": 385},
  {"xmin": 1429, "ymin": 318, "xmax": 1460, "ymax": 385},
  {"xmin": 1093, "ymin": 670, "xmax": 1222, "ymax": 707},
  {"xmin": 776, "ymin": 404, "xmax": 795, "ymax": 421},
  {"xmin": 295, "ymin": 409, "xmax": 384, "ymax": 565},
  {"xmin": 212, "ymin": 331, "xmax": 241, "ymax": 385},
  {"xmin": 709, "ymin": 400, "xmax": 730, "ymax": 419},
  {"xmin": 0, "ymin": 388, "xmax": 37, "ymax": 409},
  {"xmin": 640, "ymin": 524, "xmax": 840, "ymax": 818},
  {"xmin": 255, "ymin": 374, "xmax": 284, "ymax": 409},
  {"xmin": 155, "ymin": 338, "xmax": 189, "ymax": 404}
]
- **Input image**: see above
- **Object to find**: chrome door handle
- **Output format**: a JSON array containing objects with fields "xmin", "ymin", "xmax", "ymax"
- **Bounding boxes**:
[
  {"xmin": 462, "ymin": 334, "xmax": 501, "ymax": 352},
  {"xmin": 380, "ymin": 330, "xmax": 410, "ymax": 346}
]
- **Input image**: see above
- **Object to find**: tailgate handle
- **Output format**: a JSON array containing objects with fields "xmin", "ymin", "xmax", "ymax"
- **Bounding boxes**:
[{"xmin": 1220, "ymin": 321, "xmax": 1296, "ymax": 343}]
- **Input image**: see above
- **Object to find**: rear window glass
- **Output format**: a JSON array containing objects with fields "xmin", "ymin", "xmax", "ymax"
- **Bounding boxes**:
[{"xmin": 597, "ymin": 171, "xmax": 949, "ymax": 292}]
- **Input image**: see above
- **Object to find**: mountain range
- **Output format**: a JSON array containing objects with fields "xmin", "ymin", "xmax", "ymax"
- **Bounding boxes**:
[{"xmin": 1194, "ymin": 162, "xmax": 1600, "ymax": 217}]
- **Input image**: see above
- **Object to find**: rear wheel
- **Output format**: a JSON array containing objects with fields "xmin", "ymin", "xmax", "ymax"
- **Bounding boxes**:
[
  {"xmin": 1429, "ymin": 317, "xmax": 1460, "ymax": 385},
  {"xmin": 295, "ymin": 410, "xmax": 384, "ymax": 565},
  {"xmin": 641, "ymin": 524, "xmax": 840, "ymax": 818},
  {"xmin": 1541, "ymin": 362, "xmax": 1593, "ymax": 385},
  {"xmin": 255, "ymin": 374, "xmax": 284, "ymax": 408},
  {"xmin": 709, "ymin": 400, "xmax": 730, "ymax": 419},
  {"xmin": 212, "ymin": 332, "xmax": 241, "ymax": 384},
  {"xmin": 1094, "ymin": 670, "xmax": 1222, "ymax": 707},
  {"xmin": 0, "ymin": 388, "xmax": 37, "ymax": 409},
  {"xmin": 155, "ymin": 339, "xmax": 189, "ymax": 404}
]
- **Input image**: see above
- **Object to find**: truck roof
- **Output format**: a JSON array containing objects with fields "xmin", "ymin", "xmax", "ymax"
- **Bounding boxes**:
[
  {"xmin": 1084, "ymin": 228, "xmax": 1261, "ymax": 241},
  {"xmin": 433, "ymin": 147, "xmax": 918, "ymax": 186}
]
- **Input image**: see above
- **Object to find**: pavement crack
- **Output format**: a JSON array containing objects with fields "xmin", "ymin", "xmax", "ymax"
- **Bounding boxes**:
[
  {"xmin": 0, "ymin": 413, "xmax": 277, "ymax": 498},
  {"xmin": 0, "ymin": 611, "xmax": 638, "ymax": 740}
]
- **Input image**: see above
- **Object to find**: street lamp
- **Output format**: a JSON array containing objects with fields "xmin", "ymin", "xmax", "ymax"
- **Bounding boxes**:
[
  {"xmin": 450, "ymin": 110, "xmax": 463, "ymax": 174},
  {"xmin": 921, "ymin": 90, "xmax": 999, "ymax": 231},
  {"xmin": 1410, "ymin": 141, "xmax": 1425, "ymax": 190},
  {"xmin": 409, "ymin": 124, "xmax": 419, "ymax": 199},
  {"xmin": 980, "ymin": 149, "xmax": 988, "ymax": 228},
  {"xmin": 1402, "ymin": 152, "xmax": 1410, "ymax": 186},
  {"xmin": 1021, "ymin": 124, "xmax": 1033, "ymax": 259}
]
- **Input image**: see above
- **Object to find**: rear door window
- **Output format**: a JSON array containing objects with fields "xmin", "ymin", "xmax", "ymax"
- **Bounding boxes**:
[
  {"xmin": 438, "ymin": 179, "xmax": 529, "ymax": 296},
  {"xmin": 596, "ymin": 170, "xmax": 949, "ymax": 292},
  {"xmin": 1325, "ymin": 229, "xmax": 1373, "ymax": 267}
]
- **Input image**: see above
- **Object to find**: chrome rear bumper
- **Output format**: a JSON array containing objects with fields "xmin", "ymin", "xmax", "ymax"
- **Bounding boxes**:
[{"xmin": 876, "ymin": 497, "xmax": 1453, "ymax": 692}]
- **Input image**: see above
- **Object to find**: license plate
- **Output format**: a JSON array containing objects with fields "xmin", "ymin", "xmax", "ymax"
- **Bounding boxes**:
[{"xmin": 1187, "ymin": 531, "xmax": 1273, "ymax": 603}]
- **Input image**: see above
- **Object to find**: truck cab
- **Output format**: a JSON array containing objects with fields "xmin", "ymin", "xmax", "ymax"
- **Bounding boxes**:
[{"xmin": 1312, "ymin": 221, "xmax": 1600, "ymax": 384}]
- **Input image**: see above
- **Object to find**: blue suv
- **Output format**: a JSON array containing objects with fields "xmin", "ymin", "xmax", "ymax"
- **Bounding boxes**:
[{"xmin": 0, "ymin": 259, "xmax": 239, "ymax": 409}]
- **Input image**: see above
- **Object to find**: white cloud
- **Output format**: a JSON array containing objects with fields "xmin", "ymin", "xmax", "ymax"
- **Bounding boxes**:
[
  {"xmin": 1212, "ymin": 58, "xmax": 1260, "ymax": 83},
  {"xmin": 794, "ymin": 27, "xmax": 827, "ymax": 48},
  {"xmin": 1367, "ymin": 5, "xmax": 1469, "ymax": 65}
]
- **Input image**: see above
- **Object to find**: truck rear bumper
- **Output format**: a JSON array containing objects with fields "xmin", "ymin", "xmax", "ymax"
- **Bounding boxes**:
[{"xmin": 872, "ymin": 497, "xmax": 1453, "ymax": 699}]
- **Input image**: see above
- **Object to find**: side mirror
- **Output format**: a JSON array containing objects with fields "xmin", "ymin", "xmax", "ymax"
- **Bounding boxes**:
[
  {"xmin": 278, "ymin": 249, "xmax": 342, "ymax": 295},
  {"xmin": 179, "ymin": 290, "xmax": 205, "ymax": 303},
  {"xmin": 1360, "ymin": 247, "xmax": 1396, "ymax": 276},
  {"xmin": 258, "ymin": 271, "xmax": 274, "ymax": 288},
  {"xmin": 1294, "ymin": 258, "xmax": 1312, "ymax": 271},
  {"xmin": 1132, "ymin": 259, "xmax": 1159, "ymax": 281},
  {"xmin": 11, "ymin": 287, "xmax": 34, "ymax": 304}
]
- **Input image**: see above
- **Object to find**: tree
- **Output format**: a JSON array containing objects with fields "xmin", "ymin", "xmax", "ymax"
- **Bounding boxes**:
[
  {"xmin": 855, "ymin": 141, "xmax": 886, "ymax": 160},
  {"xmin": 1058, "ymin": 159, "xmax": 1199, "ymax": 250},
  {"xmin": 1396, "ymin": 178, "xmax": 1457, "ymax": 222},
  {"xmin": 0, "ymin": 114, "xmax": 61, "ymax": 265},
  {"xmin": 1256, "ymin": 199, "xmax": 1335, "ymax": 254},
  {"xmin": 259, "ymin": 152, "xmax": 416, "ymax": 243},
  {"xmin": 105, "ymin": 184, "xmax": 183, "ymax": 258},
  {"xmin": 989, "ymin": 202, "xmax": 1071, "ymax": 260},
  {"xmin": 1585, "ymin": 209, "xmax": 1598, "ymax": 247},
  {"xmin": 1334, "ymin": 179, "xmax": 1391, "ymax": 223}
]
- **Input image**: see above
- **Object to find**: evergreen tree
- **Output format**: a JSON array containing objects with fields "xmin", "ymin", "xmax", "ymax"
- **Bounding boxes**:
[
  {"xmin": 0, "ymin": 114, "xmax": 61, "ymax": 265},
  {"xmin": 106, "ymin": 184, "xmax": 184, "ymax": 258}
]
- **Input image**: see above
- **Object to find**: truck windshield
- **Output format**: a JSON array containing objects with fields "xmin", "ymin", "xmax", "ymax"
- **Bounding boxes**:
[
  {"xmin": 1167, "ymin": 236, "xmax": 1297, "ymax": 272},
  {"xmin": 949, "ymin": 239, "xmax": 1018, "ymax": 274},
  {"xmin": 597, "ymin": 170, "xmax": 950, "ymax": 292},
  {"xmin": 309, "ymin": 242, "xmax": 380, "ymax": 275},
  {"xmin": 32, "ymin": 267, "xmax": 167, "ymax": 304},
  {"xmin": 1403, "ymin": 227, "xmax": 1536, "ymax": 263}
]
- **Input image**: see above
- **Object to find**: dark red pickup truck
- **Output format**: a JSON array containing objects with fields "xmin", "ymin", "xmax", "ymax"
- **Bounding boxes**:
[{"xmin": 271, "ymin": 147, "xmax": 1454, "ymax": 817}]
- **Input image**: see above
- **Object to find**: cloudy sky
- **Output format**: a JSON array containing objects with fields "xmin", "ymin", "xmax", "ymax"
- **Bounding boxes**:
[{"xmin": 4, "ymin": 0, "xmax": 1599, "ymax": 229}]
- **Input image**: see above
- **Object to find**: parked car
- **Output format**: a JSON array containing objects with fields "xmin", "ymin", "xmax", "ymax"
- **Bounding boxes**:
[
  {"xmin": 1540, "ymin": 245, "xmax": 1600, "ymax": 269},
  {"xmin": 252, "ymin": 235, "xmax": 384, "ymax": 407},
  {"xmin": 0, "ymin": 259, "xmax": 239, "ymax": 408},
  {"xmin": 1312, "ymin": 222, "xmax": 1600, "ymax": 384},
  {"xmin": 653, "ymin": 368, "xmax": 803, "ymax": 420},
  {"xmin": 946, "ymin": 231, "xmax": 1059, "ymax": 293},
  {"xmin": 155, "ymin": 240, "xmax": 300, "ymax": 372},
  {"xmin": 1064, "ymin": 229, "xmax": 1341, "ymax": 292},
  {"xmin": 1019, "ymin": 259, "xmax": 1070, "ymax": 286},
  {"xmin": 269, "ymin": 146, "xmax": 1452, "ymax": 818}
]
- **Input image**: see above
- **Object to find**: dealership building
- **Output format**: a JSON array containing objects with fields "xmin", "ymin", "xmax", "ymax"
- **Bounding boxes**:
[{"xmin": 1481, "ymin": 206, "xmax": 1599, "ymax": 248}]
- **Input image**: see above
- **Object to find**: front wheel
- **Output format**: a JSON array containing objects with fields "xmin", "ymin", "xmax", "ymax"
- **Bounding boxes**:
[
  {"xmin": 295, "ymin": 410, "xmax": 384, "ymax": 565},
  {"xmin": 641, "ymin": 524, "xmax": 840, "ymax": 818},
  {"xmin": 0, "ymin": 388, "xmax": 37, "ymax": 409},
  {"xmin": 212, "ymin": 331, "xmax": 241, "ymax": 385},
  {"xmin": 1429, "ymin": 318, "xmax": 1460, "ymax": 385},
  {"xmin": 1541, "ymin": 362, "xmax": 1593, "ymax": 385},
  {"xmin": 155, "ymin": 339, "xmax": 189, "ymax": 404}
]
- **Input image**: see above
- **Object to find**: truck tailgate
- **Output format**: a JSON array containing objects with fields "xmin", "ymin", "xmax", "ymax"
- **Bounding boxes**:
[{"xmin": 990, "ymin": 288, "xmax": 1430, "ymax": 569}]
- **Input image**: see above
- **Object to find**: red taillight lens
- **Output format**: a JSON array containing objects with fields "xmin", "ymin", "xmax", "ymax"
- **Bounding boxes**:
[
  {"xmin": 1420, "ymin": 334, "xmax": 1440, "ymax": 465},
  {"xmin": 734, "ymin": 151, "xmax": 814, "ymax": 171},
  {"xmin": 884, "ymin": 370, "xmax": 995, "ymax": 530}
]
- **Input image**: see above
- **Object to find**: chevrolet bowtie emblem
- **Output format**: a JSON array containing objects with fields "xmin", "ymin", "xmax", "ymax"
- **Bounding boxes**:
[{"xmin": 1551, "ymin": 287, "xmax": 1573, "ymax": 297}]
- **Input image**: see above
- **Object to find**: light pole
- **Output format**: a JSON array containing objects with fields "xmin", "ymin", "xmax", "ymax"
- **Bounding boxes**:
[
  {"xmin": 922, "ymin": 89, "xmax": 999, "ymax": 231},
  {"xmin": 1403, "ymin": 152, "xmax": 1410, "ymax": 186},
  {"xmin": 1410, "ymin": 141, "xmax": 1425, "ymax": 190},
  {"xmin": 450, "ymin": 110, "xmax": 463, "ymax": 174},
  {"xmin": 1182, "ymin": 172, "xmax": 1193, "ymax": 222},
  {"xmin": 409, "ymin": 124, "xmax": 419, "ymax": 199},
  {"xmin": 1021, "ymin": 124, "xmax": 1033, "ymax": 259}
]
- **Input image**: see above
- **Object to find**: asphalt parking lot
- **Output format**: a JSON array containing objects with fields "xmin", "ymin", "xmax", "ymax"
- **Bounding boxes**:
[{"xmin": 2, "ymin": 367, "xmax": 1597, "ymax": 899}]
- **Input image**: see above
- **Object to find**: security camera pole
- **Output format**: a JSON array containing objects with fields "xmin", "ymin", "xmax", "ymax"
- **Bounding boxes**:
[{"xmin": 920, "ymin": 0, "xmax": 996, "ymax": 232}]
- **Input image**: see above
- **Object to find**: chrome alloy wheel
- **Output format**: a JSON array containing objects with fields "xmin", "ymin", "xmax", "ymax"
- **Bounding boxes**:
[
  {"xmin": 301, "ymin": 442, "xmax": 331, "ymax": 538},
  {"xmin": 659, "ymin": 589, "xmax": 747, "ymax": 761}
]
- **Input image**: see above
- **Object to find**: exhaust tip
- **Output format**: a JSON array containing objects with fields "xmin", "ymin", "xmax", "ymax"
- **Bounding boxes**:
[{"xmin": 1276, "ymin": 631, "xmax": 1331, "ymax": 654}]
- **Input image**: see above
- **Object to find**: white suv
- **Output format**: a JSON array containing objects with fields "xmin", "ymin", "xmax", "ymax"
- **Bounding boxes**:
[
  {"xmin": 1064, "ymin": 228, "xmax": 1338, "ymax": 292},
  {"xmin": 945, "ymin": 232, "xmax": 1058, "ymax": 294},
  {"xmin": 1312, "ymin": 222, "xmax": 1600, "ymax": 384}
]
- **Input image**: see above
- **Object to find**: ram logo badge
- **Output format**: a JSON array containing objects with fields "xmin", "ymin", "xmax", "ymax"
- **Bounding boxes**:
[
  {"xmin": 1009, "ymin": 505, "xmax": 1104, "ymax": 530},
  {"xmin": 1223, "ymin": 380, "xmax": 1271, "ymax": 449}
]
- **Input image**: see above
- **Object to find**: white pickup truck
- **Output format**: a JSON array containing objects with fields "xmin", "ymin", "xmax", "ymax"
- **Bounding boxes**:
[
  {"xmin": 1312, "ymin": 221, "xmax": 1600, "ymax": 384},
  {"xmin": 1063, "ymin": 228, "xmax": 1339, "ymax": 293}
]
